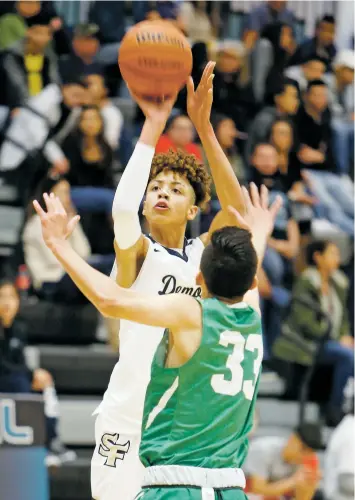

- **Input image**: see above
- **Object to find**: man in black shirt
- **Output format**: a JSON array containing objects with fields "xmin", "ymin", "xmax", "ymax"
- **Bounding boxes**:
[{"xmin": 297, "ymin": 80, "xmax": 354, "ymax": 237}]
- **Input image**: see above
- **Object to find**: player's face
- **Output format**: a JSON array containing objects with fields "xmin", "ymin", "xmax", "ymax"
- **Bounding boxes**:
[
  {"xmin": 144, "ymin": 170, "xmax": 198, "ymax": 227},
  {"xmin": 0, "ymin": 284, "xmax": 20, "ymax": 324}
]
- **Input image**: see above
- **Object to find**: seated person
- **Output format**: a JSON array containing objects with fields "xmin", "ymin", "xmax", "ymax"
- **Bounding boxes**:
[
  {"xmin": 325, "ymin": 49, "xmax": 354, "ymax": 176},
  {"xmin": 297, "ymin": 80, "xmax": 354, "ymax": 237},
  {"xmin": 1, "ymin": 9, "xmax": 60, "ymax": 110},
  {"xmin": 0, "ymin": 279, "xmax": 76, "ymax": 465},
  {"xmin": 288, "ymin": 15, "xmax": 337, "ymax": 72},
  {"xmin": 274, "ymin": 240, "xmax": 354, "ymax": 426},
  {"xmin": 155, "ymin": 113, "xmax": 203, "ymax": 161},
  {"xmin": 286, "ymin": 54, "xmax": 327, "ymax": 93},
  {"xmin": 245, "ymin": 423, "xmax": 322, "ymax": 499},
  {"xmin": 61, "ymin": 105, "xmax": 115, "ymax": 214},
  {"xmin": 22, "ymin": 176, "xmax": 113, "ymax": 302},
  {"xmin": 245, "ymin": 77, "xmax": 299, "ymax": 162},
  {"xmin": 85, "ymin": 71, "xmax": 123, "ymax": 150}
]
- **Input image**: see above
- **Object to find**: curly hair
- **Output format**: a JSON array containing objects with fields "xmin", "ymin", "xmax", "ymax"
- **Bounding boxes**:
[{"xmin": 149, "ymin": 150, "xmax": 211, "ymax": 209}]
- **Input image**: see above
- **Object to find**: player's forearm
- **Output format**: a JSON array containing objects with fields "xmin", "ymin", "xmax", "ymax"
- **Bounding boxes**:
[
  {"xmin": 51, "ymin": 240, "xmax": 122, "ymax": 315},
  {"xmin": 252, "ymin": 232, "xmax": 268, "ymax": 272},
  {"xmin": 111, "ymin": 125, "xmax": 155, "ymax": 249},
  {"xmin": 251, "ymin": 476, "xmax": 295, "ymax": 497},
  {"xmin": 199, "ymin": 125, "xmax": 245, "ymax": 215}
]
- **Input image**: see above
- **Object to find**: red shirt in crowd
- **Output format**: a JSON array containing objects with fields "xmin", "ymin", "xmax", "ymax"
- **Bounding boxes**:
[{"xmin": 155, "ymin": 135, "xmax": 203, "ymax": 162}]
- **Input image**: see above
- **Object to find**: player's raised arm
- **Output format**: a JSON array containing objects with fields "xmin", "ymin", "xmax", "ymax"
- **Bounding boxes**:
[
  {"xmin": 227, "ymin": 183, "xmax": 283, "ymax": 313},
  {"xmin": 187, "ymin": 62, "xmax": 245, "ymax": 218},
  {"xmin": 33, "ymin": 194, "xmax": 200, "ymax": 331},
  {"xmin": 111, "ymin": 91, "xmax": 177, "ymax": 282}
]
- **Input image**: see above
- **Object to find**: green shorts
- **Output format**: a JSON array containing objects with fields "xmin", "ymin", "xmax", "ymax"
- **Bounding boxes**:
[{"xmin": 136, "ymin": 486, "xmax": 248, "ymax": 499}]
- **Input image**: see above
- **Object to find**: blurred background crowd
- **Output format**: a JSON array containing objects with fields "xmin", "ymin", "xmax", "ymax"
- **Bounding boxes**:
[{"xmin": 0, "ymin": 1, "xmax": 354, "ymax": 499}]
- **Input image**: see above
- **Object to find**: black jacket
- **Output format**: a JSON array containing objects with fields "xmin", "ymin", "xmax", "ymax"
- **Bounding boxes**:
[{"xmin": 0, "ymin": 318, "xmax": 32, "ymax": 379}]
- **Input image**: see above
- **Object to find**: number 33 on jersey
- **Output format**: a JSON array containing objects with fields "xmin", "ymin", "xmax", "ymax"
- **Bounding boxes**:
[{"xmin": 140, "ymin": 298, "xmax": 263, "ymax": 470}]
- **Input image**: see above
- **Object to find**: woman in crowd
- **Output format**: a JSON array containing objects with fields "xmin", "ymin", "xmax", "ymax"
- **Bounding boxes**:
[
  {"xmin": 22, "ymin": 175, "xmax": 113, "ymax": 302},
  {"xmin": 61, "ymin": 105, "xmax": 115, "ymax": 214},
  {"xmin": 274, "ymin": 240, "xmax": 354, "ymax": 426},
  {"xmin": 0, "ymin": 279, "xmax": 76, "ymax": 465},
  {"xmin": 155, "ymin": 113, "xmax": 203, "ymax": 161}
]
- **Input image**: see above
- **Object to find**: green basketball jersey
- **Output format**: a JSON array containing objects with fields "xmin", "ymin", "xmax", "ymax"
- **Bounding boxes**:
[{"xmin": 140, "ymin": 297, "xmax": 263, "ymax": 469}]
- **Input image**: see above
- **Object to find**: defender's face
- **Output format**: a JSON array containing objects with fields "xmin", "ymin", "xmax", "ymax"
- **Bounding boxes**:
[{"xmin": 144, "ymin": 170, "xmax": 198, "ymax": 227}]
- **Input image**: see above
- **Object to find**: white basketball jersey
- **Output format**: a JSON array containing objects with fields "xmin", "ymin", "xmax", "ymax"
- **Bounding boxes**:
[{"xmin": 95, "ymin": 235, "xmax": 204, "ymax": 433}]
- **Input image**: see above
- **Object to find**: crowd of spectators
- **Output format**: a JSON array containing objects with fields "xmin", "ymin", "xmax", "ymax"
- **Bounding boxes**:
[{"xmin": 0, "ymin": 0, "xmax": 354, "ymax": 481}]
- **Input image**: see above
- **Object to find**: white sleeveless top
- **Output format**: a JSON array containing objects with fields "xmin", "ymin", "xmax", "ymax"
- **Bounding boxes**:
[{"xmin": 94, "ymin": 235, "xmax": 204, "ymax": 433}]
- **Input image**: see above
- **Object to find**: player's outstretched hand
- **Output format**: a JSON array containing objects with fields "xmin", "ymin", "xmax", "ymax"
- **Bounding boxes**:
[
  {"xmin": 228, "ymin": 183, "xmax": 282, "ymax": 237},
  {"xmin": 127, "ymin": 85, "xmax": 179, "ymax": 126},
  {"xmin": 186, "ymin": 61, "xmax": 216, "ymax": 133},
  {"xmin": 33, "ymin": 193, "xmax": 80, "ymax": 251}
]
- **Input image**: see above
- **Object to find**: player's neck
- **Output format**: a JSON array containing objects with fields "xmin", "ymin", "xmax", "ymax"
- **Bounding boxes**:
[{"xmin": 149, "ymin": 223, "xmax": 186, "ymax": 249}]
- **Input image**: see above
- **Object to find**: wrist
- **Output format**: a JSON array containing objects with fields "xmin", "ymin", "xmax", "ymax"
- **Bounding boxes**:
[
  {"xmin": 197, "ymin": 122, "xmax": 213, "ymax": 140},
  {"xmin": 49, "ymin": 238, "xmax": 71, "ymax": 256}
]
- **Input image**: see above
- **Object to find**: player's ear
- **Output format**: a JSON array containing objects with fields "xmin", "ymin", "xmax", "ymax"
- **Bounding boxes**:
[
  {"xmin": 187, "ymin": 205, "xmax": 198, "ymax": 221},
  {"xmin": 250, "ymin": 276, "xmax": 258, "ymax": 290}
]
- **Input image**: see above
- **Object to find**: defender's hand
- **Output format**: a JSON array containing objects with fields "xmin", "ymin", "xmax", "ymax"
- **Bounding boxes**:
[
  {"xmin": 228, "ymin": 183, "xmax": 283, "ymax": 237},
  {"xmin": 186, "ymin": 61, "xmax": 215, "ymax": 133},
  {"xmin": 33, "ymin": 193, "xmax": 80, "ymax": 251}
]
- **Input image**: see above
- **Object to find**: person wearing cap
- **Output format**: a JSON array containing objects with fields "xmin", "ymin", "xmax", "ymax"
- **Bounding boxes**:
[
  {"xmin": 244, "ymin": 423, "xmax": 322, "ymax": 499},
  {"xmin": 325, "ymin": 49, "xmax": 354, "ymax": 175},
  {"xmin": 1, "ymin": 8, "xmax": 60, "ymax": 110},
  {"xmin": 60, "ymin": 23, "xmax": 102, "ymax": 79}
]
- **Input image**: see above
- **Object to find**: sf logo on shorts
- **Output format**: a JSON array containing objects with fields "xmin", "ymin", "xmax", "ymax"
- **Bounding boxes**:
[{"xmin": 98, "ymin": 433, "xmax": 130, "ymax": 467}]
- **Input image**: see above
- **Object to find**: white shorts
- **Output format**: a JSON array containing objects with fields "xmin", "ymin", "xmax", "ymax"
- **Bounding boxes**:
[{"xmin": 91, "ymin": 413, "xmax": 144, "ymax": 500}]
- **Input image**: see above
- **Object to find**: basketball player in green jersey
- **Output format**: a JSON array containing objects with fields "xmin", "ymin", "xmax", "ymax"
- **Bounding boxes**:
[{"xmin": 33, "ymin": 183, "xmax": 281, "ymax": 500}]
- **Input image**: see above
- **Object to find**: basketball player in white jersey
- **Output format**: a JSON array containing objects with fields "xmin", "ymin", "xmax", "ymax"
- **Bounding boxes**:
[{"xmin": 91, "ymin": 62, "xmax": 246, "ymax": 500}]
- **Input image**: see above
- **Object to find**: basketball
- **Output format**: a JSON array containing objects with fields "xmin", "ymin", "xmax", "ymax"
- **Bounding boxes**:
[{"xmin": 118, "ymin": 20, "xmax": 193, "ymax": 97}]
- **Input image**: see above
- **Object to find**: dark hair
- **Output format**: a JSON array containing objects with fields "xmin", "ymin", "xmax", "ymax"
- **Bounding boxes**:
[
  {"xmin": 303, "ymin": 54, "xmax": 328, "ymax": 66},
  {"xmin": 306, "ymin": 240, "xmax": 331, "ymax": 266},
  {"xmin": 266, "ymin": 76, "xmax": 299, "ymax": 105},
  {"xmin": 274, "ymin": 77, "xmax": 299, "ymax": 97},
  {"xmin": 149, "ymin": 150, "xmax": 211, "ymax": 208},
  {"xmin": 78, "ymin": 105, "xmax": 113, "ymax": 161},
  {"xmin": 200, "ymin": 227, "xmax": 258, "ymax": 299},
  {"xmin": 317, "ymin": 14, "xmax": 335, "ymax": 27},
  {"xmin": 165, "ymin": 113, "xmax": 191, "ymax": 134},
  {"xmin": 295, "ymin": 423, "xmax": 322, "ymax": 450},
  {"xmin": 252, "ymin": 142, "xmax": 277, "ymax": 156},
  {"xmin": 306, "ymin": 79, "xmax": 327, "ymax": 92}
]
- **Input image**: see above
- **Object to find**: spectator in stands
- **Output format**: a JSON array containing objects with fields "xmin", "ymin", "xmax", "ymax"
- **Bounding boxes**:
[
  {"xmin": 0, "ymin": 71, "xmax": 88, "ymax": 194},
  {"xmin": 155, "ymin": 113, "xmax": 203, "ymax": 162},
  {"xmin": 243, "ymin": 1, "xmax": 296, "ymax": 51},
  {"xmin": 262, "ymin": 21, "xmax": 296, "ymax": 89},
  {"xmin": 288, "ymin": 15, "xmax": 337, "ymax": 72},
  {"xmin": 213, "ymin": 40, "xmax": 256, "ymax": 132},
  {"xmin": 245, "ymin": 423, "xmax": 322, "ymax": 499},
  {"xmin": 274, "ymin": 240, "xmax": 354, "ymax": 426},
  {"xmin": 0, "ymin": 0, "xmax": 41, "ymax": 50},
  {"xmin": 297, "ymin": 80, "xmax": 354, "ymax": 236},
  {"xmin": 23, "ymin": 176, "xmax": 113, "ymax": 302},
  {"xmin": 324, "ymin": 378, "xmax": 355, "ymax": 500},
  {"xmin": 286, "ymin": 55, "xmax": 327, "ymax": 93},
  {"xmin": 179, "ymin": 1, "xmax": 216, "ymax": 44},
  {"xmin": 85, "ymin": 71, "xmax": 123, "ymax": 150},
  {"xmin": 246, "ymin": 77, "xmax": 299, "ymax": 162},
  {"xmin": 60, "ymin": 23, "xmax": 102, "ymax": 77},
  {"xmin": 1, "ymin": 10, "xmax": 59, "ymax": 110},
  {"xmin": 61, "ymin": 105, "xmax": 115, "ymax": 214},
  {"xmin": 325, "ymin": 50, "xmax": 354, "ymax": 176},
  {"xmin": 0, "ymin": 279, "xmax": 76, "ymax": 465}
]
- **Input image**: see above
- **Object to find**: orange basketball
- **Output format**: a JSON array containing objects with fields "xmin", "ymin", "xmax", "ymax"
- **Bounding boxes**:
[{"xmin": 118, "ymin": 20, "xmax": 192, "ymax": 97}]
